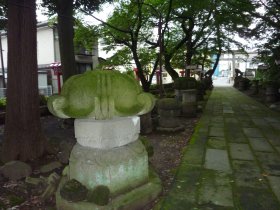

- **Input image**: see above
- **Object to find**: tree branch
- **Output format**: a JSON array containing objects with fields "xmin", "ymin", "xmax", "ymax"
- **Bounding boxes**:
[{"xmin": 80, "ymin": 8, "xmax": 131, "ymax": 34}]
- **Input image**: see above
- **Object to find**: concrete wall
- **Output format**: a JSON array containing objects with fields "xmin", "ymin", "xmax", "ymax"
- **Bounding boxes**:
[
  {"xmin": 0, "ymin": 24, "xmax": 56, "ymax": 68},
  {"xmin": 37, "ymin": 26, "xmax": 56, "ymax": 65}
]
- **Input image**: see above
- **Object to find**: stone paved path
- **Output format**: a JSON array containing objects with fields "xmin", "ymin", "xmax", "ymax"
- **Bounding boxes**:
[{"xmin": 157, "ymin": 87, "xmax": 280, "ymax": 210}]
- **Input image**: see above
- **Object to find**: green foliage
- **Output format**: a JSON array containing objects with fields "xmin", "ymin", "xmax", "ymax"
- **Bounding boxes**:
[
  {"xmin": 87, "ymin": 185, "xmax": 110, "ymax": 206},
  {"xmin": 39, "ymin": 95, "xmax": 48, "ymax": 106},
  {"xmin": 74, "ymin": 19, "xmax": 99, "ymax": 52},
  {"xmin": 41, "ymin": 0, "xmax": 111, "ymax": 16},
  {"xmin": 0, "ymin": 97, "xmax": 6, "ymax": 110},
  {"xmin": 8, "ymin": 195, "xmax": 25, "ymax": 206},
  {"xmin": 139, "ymin": 136, "xmax": 154, "ymax": 158},
  {"xmin": 99, "ymin": 47, "xmax": 133, "ymax": 68},
  {"xmin": 196, "ymin": 80, "xmax": 206, "ymax": 98},
  {"xmin": 123, "ymin": 70, "xmax": 135, "ymax": 78},
  {"xmin": 174, "ymin": 77, "xmax": 197, "ymax": 90}
]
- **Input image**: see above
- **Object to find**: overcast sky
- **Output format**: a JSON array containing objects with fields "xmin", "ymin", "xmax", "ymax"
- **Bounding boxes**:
[
  {"xmin": 36, "ymin": 1, "xmax": 113, "ymax": 24},
  {"xmin": 36, "ymin": 1, "xmax": 115, "ymax": 58}
]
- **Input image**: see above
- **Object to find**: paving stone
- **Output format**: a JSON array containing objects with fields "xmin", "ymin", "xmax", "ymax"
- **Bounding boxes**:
[
  {"xmin": 229, "ymin": 143, "xmax": 255, "ymax": 161},
  {"xmin": 193, "ymin": 132, "xmax": 208, "ymax": 146},
  {"xmin": 209, "ymin": 122, "xmax": 224, "ymax": 128},
  {"xmin": 225, "ymin": 128, "xmax": 247, "ymax": 142},
  {"xmin": 204, "ymin": 149, "xmax": 232, "ymax": 173},
  {"xmin": 248, "ymin": 137, "xmax": 274, "ymax": 152},
  {"xmin": 210, "ymin": 116, "xmax": 224, "ymax": 123},
  {"xmin": 255, "ymin": 152, "xmax": 280, "ymax": 176},
  {"xmin": 243, "ymin": 128, "xmax": 264, "ymax": 138},
  {"xmin": 231, "ymin": 160, "xmax": 267, "ymax": 189},
  {"xmin": 223, "ymin": 109, "xmax": 234, "ymax": 114},
  {"xmin": 270, "ymin": 123, "xmax": 280, "ymax": 130},
  {"xmin": 276, "ymin": 146, "xmax": 280, "ymax": 154},
  {"xmin": 226, "ymin": 136, "xmax": 248, "ymax": 143},
  {"xmin": 240, "ymin": 121, "xmax": 255, "ymax": 127},
  {"xmin": 224, "ymin": 117, "xmax": 238, "ymax": 124},
  {"xmin": 264, "ymin": 117, "xmax": 280, "ymax": 123},
  {"xmin": 198, "ymin": 170, "xmax": 234, "ymax": 207},
  {"xmin": 209, "ymin": 127, "xmax": 225, "ymax": 137},
  {"xmin": 246, "ymin": 111, "xmax": 266, "ymax": 118},
  {"xmin": 236, "ymin": 116, "xmax": 251, "ymax": 122},
  {"xmin": 234, "ymin": 187, "xmax": 280, "ymax": 210},
  {"xmin": 196, "ymin": 204, "xmax": 235, "ymax": 210},
  {"xmin": 267, "ymin": 176, "xmax": 280, "ymax": 203},
  {"xmin": 181, "ymin": 144, "xmax": 205, "ymax": 166},
  {"xmin": 263, "ymin": 132, "xmax": 280, "ymax": 146},
  {"xmin": 207, "ymin": 137, "xmax": 227, "ymax": 150},
  {"xmin": 160, "ymin": 194, "xmax": 196, "ymax": 210},
  {"xmin": 158, "ymin": 87, "xmax": 280, "ymax": 210},
  {"xmin": 252, "ymin": 118, "xmax": 272, "ymax": 128},
  {"xmin": 174, "ymin": 165, "xmax": 203, "ymax": 203}
]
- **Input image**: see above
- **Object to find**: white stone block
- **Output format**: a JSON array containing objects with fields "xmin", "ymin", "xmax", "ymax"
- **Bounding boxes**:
[
  {"xmin": 74, "ymin": 116, "xmax": 140, "ymax": 149},
  {"xmin": 69, "ymin": 141, "xmax": 149, "ymax": 196}
]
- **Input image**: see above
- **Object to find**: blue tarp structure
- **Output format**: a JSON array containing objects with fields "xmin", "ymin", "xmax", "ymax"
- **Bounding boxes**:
[{"xmin": 212, "ymin": 54, "xmax": 220, "ymax": 76}]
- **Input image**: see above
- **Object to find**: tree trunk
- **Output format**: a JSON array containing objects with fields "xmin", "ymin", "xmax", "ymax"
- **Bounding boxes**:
[
  {"xmin": 185, "ymin": 50, "xmax": 193, "ymax": 78},
  {"xmin": 57, "ymin": 0, "xmax": 77, "ymax": 82},
  {"xmin": 2, "ymin": 0, "xmax": 46, "ymax": 162},
  {"xmin": 164, "ymin": 54, "xmax": 179, "ymax": 80},
  {"xmin": 210, "ymin": 20, "xmax": 222, "ymax": 78},
  {"xmin": 131, "ymin": 46, "xmax": 150, "ymax": 92}
]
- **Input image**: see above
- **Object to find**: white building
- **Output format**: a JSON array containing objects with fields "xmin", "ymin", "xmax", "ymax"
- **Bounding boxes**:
[{"xmin": 0, "ymin": 21, "xmax": 99, "ymax": 96}]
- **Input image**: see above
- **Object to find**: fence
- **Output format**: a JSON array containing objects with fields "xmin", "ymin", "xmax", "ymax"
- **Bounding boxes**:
[{"xmin": 0, "ymin": 85, "xmax": 53, "ymax": 98}]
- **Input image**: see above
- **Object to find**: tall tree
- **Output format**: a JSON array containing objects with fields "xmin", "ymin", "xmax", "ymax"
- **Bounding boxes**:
[
  {"xmin": 247, "ymin": 0, "xmax": 280, "ymax": 68},
  {"xmin": 41, "ymin": 0, "xmax": 111, "ymax": 81},
  {"xmin": 1, "ymin": 0, "xmax": 46, "ymax": 162},
  {"xmin": 100, "ymin": 0, "xmax": 163, "ymax": 92}
]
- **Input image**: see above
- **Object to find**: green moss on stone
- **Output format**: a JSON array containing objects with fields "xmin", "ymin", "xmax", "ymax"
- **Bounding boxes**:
[
  {"xmin": 87, "ymin": 185, "xmax": 110, "ymax": 206},
  {"xmin": 60, "ymin": 179, "xmax": 88, "ymax": 202},
  {"xmin": 48, "ymin": 70, "xmax": 155, "ymax": 120},
  {"xmin": 139, "ymin": 136, "xmax": 154, "ymax": 157},
  {"xmin": 157, "ymin": 98, "xmax": 181, "ymax": 110}
]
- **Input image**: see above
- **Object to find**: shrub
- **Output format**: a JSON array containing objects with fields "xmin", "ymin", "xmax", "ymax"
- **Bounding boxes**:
[
  {"xmin": 39, "ymin": 95, "xmax": 48, "ymax": 106},
  {"xmin": 201, "ymin": 77, "xmax": 213, "ymax": 90},
  {"xmin": 0, "ymin": 98, "xmax": 6, "ymax": 110}
]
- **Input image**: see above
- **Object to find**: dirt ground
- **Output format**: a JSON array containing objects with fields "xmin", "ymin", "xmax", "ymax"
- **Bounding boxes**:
[{"xmin": 0, "ymin": 112, "xmax": 200, "ymax": 210}]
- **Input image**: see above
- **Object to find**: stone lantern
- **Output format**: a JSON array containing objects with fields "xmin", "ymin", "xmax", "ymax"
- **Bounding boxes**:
[{"xmin": 48, "ymin": 70, "xmax": 162, "ymax": 209}]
